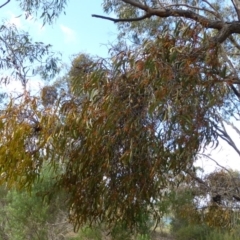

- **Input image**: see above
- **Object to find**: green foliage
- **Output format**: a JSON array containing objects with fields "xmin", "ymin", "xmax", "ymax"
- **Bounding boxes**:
[
  {"xmin": 206, "ymin": 226, "xmax": 240, "ymax": 240},
  {"xmin": 169, "ymin": 169, "xmax": 240, "ymax": 240},
  {"xmin": 0, "ymin": 0, "xmax": 240, "ymax": 235},
  {"xmin": 70, "ymin": 226, "xmax": 102, "ymax": 240},
  {"xmin": 68, "ymin": 53, "xmax": 97, "ymax": 96},
  {"xmin": 16, "ymin": 0, "xmax": 67, "ymax": 24},
  {"xmin": 6, "ymin": 190, "xmax": 49, "ymax": 240},
  {"xmin": 41, "ymin": 85, "xmax": 58, "ymax": 106},
  {"xmin": 173, "ymin": 225, "xmax": 240, "ymax": 240},
  {"xmin": 101, "ymin": 0, "xmax": 234, "ymax": 43},
  {"xmin": 0, "ymin": 165, "xmax": 70, "ymax": 240},
  {"xmin": 173, "ymin": 224, "xmax": 209, "ymax": 240},
  {"xmin": 170, "ymin": 189, "xmax": 202, "ymax": 233},
  {"xmin": 206, "ymin": 230, "xmax": 238, "ymax": 240},
  {"xmin": 110, "ymin": 224, "xmax": 133, "ymax": 240},
  {"xmin": 68, "ymin": 220, "xmax": 152, "ymax": 240},
  {"xmin": 0, "ymin": 31, "xmax": 231, "ymax": 230},
  {"xmin": 0, "ymin": 0, "xmax": 64, "ymax": 89},
  {"xmin": 0, "ymin": 23, "xmax": 60, "ymax": 85}
]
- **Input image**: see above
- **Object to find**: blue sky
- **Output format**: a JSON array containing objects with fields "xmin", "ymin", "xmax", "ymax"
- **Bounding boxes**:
[{"xmin": 2, "ymin": 1, "xmax": 118, "ymax": 62}]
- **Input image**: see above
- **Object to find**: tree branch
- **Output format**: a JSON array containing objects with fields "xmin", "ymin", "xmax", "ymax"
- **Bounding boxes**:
[
  {"xmin": 199, "ymin": 153, "xmax": 240, "ymax": 194},
  {"xmin": 202, "ymin": 0, "xmax": 223, "ymax": 20},
  {"xmin": 229, "ymin": 35, "xmax": 240, "ymax": 50},
  {"xmin": 92, "ymin": 14, "xmax": 151, "ymax": 23},
  {"xmin": 185, "ymin": 169, "xmax": 208, "ymax": 187},
  {"xmin": 231, "ymin": 0, "xmax": 240, "ymax": 21},
  {"xmin": 223, "ymin": 119, "xmax": 240, "ymax": 137},
  {"xmin": 230, "ymin": 84, "xmax": 240, "ymax": 100},
  {"xmin": 166, "ymin": 3, "xmax": 219, "ymax": 19},
  {"xmin": 92, "ymin": 0, "xmax": 240, "ymax": 43},
  {"xmin": 214, "ymin": 119, "xmax": 240, "ymax": 157},
  {"xmin": 0, "ymin": 0, "xmax": 10, "ymax": 8}
]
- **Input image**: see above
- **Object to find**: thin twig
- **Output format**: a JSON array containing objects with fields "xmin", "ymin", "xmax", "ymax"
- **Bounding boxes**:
[
  {"xmin": 229, "ymin": 35, "xmax": 240, "ymax": 50},
  {"xmin": 231, "ymin": 0, "xmax": 240, "ymax": 21},
  {"xmin": 202, "ymin": 0, "xmax": 223, "ymax": 20},
  {"xmin": 223, "ymin": 119, "xmax": 240, "ymax": 136},
  {"xmin": 166, "ymin": 3, "xmax": 219, "ymax": 19}
]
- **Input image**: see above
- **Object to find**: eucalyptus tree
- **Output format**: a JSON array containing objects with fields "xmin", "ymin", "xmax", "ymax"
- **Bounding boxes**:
[
  {"xmin": 1, "ymin": 0, "xmax": 240, "ymax": 232},
  {"xmin": 63, "ymin": 0, "xmax": 240, "ymax": 230}
]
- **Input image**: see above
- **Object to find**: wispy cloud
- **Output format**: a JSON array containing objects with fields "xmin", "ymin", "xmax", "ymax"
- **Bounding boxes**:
[
  {"xmin": 60, "ymin": 24, "xmax": 77, "ymax": 43},
  {"xmin": 1, "ymin": 78, "xmax": 44, "ymax": 96},
  {"xmin": 6, "ymin": 13, "xmax": 22, "ymax": 29},
  {"xmin": 25, "ymin": 14, "xmax": 45, "ymax": 35},
  {"xmin": 6, "ymin": 12, "xmax": 45, "ymax": 35}
]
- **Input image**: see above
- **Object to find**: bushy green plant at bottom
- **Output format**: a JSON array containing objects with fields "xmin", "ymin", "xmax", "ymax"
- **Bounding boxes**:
[
  {"xmin": 172, "ymin": 221, "xmax": 240, "ymax": 240},
  {"xmin": 206, "ymin": 229, "xmax": 240, "ymax": 240},
  {"xmin": 69, "ymin": 224, "xmax": 139, "ymax": 240},
  {"xmin": 136, "ymin": 233, "xmax": 151, "ymax": 240},
  {"xmin": 69, "ymin": 226, "xmax": 102, "ymax": 240},
  {"xmin": 67, "ymin": 220, "xmax": 152, "ymax": 240},
  {"xmin": 1, "ymin": 165, "xmax": 70, "ymax": 240},
  {"xmin": 173, "ymin": 224, "xmax": 209, "ymax": 240}
]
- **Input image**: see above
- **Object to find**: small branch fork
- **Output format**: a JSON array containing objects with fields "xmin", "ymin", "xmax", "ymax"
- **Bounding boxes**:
[{"xmin": 92, "ymin": 0, "xmax": 240, "ymax": 44}]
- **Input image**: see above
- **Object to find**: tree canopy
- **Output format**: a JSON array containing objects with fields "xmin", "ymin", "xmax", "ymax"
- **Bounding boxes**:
[{"xmin": 0, "ymin": 0, "xmax": 240, "ymax": 232}]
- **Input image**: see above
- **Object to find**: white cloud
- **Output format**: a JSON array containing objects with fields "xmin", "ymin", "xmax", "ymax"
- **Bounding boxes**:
[
  {"xmin": 6, "ymin": 12, "xmax": 45, "ymax": 35},
  {"xmin": 60, "ymin": 24, "xmax": 77, "ymax": 43},
  {"xmin": 7, "ymin": 13, "xmax": 22, "ymax": 29},
  {"xmin": 1, "ymin": 79, "xmax": 44, "ymax": 96},
  {"xmin": 25, "ymin": 14, "xmax": 45, "ymax": 35}
]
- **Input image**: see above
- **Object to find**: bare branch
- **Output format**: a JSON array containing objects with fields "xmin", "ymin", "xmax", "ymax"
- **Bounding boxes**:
[
  {"xmin": 92, "ymin": 0, "xmax": 240, "ymax": 43},
  {"xmin": 0, "ymin": 0, "xmax": 10, "ymax": 9},
  {"xmin": 200, "ymin": 153, "xmax": 240, "ymax": 194},
  {"xmin": 223, "ymin": 119, "xmax": 240, "ymax": 136},
  {"xmin": 217, "ymin": 119, "xmax": 240, "ymax": 156},
  {"xmin": 202, "ymin": 0, "xmax": 223, "ymax": 20},
  {"xmin": 231, "ymin": 0, "xmax": 240, "ymax": 21},
  {"xmin": 166, "ymin": 3, "xmax": 219, "ymax": 19},
  {"xmin": 122, "ymin": 0, "xmax": 148, "ymax": 10},
  {"xmin": 230, "ymin": 84, "xmax": 240, "ymax": 100},
  {"xmin": 200, "ymin": 153, "xmax": 235, "ymax": 174},
  {"xmin": 185, "ymin": 169, "xmax": 209, "ymax": 187},
  {"xmin": 229, "ymin": 35, "xmax": 240, "ymax": 50},
  {"xmin": 220, "ymin": 44, "xmax": 240, "ymax": 82},
  {"xmin": 92, "ymin": 14, "xmax": 151, "ymax": 23}
]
